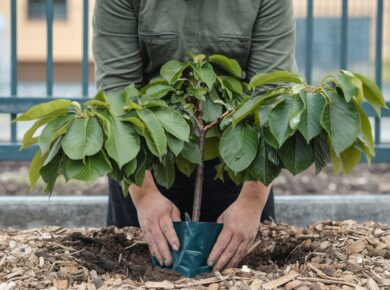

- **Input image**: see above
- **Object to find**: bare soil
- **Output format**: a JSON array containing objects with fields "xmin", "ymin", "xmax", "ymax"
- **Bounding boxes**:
[
  {"xmin": 1, "ymin": 220, "xmax": 389, "ymax": 289},
  {"xmin": 1, "ymin": 162, "xmax": 390, "ymax": 196}
]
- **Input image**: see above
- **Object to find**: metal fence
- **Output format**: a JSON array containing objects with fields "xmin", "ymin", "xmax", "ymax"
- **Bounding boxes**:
[{"xmin": 0, "ymin": 0, "xmax": 389, "ymax": 161}]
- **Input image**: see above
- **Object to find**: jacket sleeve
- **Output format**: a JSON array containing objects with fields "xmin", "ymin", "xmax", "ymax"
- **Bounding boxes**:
[
  {"xmin": 246, "ymin": 0, "xmax": 298, "ymax": 81},
  {"xmin": 93, "ymin": 0, "xmax": 143, "ymax": 91}
]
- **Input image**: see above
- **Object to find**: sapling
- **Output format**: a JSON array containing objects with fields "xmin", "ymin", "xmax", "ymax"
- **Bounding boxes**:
[{"xmin": 17, "ymin": 54, "xmax": 387, "ymax": 277}]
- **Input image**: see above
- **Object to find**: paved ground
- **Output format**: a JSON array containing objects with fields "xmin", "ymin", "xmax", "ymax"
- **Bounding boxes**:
[{"xmin": 0, "ymin": 162, "xmax": 390, "ymax": 196}]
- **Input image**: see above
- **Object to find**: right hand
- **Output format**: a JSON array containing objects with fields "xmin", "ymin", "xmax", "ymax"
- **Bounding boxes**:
[{"xmin": 130, "ymin": 172, "xmax": 181, "ymax": 267}]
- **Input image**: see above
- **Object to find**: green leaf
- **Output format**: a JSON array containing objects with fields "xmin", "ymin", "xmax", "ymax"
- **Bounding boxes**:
[
  {"xmin": 161, "ymin": 60, "xmax": 187, "ymax": 83},
  {"xmin": 219, "ymin": 76, "xmax": 243, "ymax": 95},
  {"xmin": 143, "ymin": 129, "xmax": 160, "ymax": 157},
  {"xmin": 84, "ymin": 99, "xmax": 109, "ymax": 109},
  {"xmin": 356, "ymin": 138, "xmax": 374, "ymax": 164},
  {"xmin": 21, "ymin": 116, "xmax": 55, "ymax": 149},
  {"xmin": 105, "ymin": 115, "xmax": 140, "ymax": 168},
  {"xmin": 167, "ymin": 134, "xmax": 184, "ymax": 156},
  {"xmin": 124, "ymin": 83, "xmax": 140, "ymax": 98},
  {"xmin": 209, "ymin": 54, "xmax": 242, "ymax": 78},
  {"xmin": 340, "ymin": 145, "xmax": 361, "ymax": 175},
  {"xmin": 153, "ymin": 158, "xmax": 175, "ymax": 189},
  {"xmin": 203, "ymin": 98, "xmax": 223, "ymax": 123},
  {"xmin": 43, "ymin": 137, "xmax": 63, "ymax": 166},
  {"xmin": 220, "ymin": 125, "xmax": 258, "ymax": 173},
  {"xmin": 313, "ymin": 132, "xmax": 329, "ymax": 174},
  {"xmin": 181, "ymin": 142, "xmax": 201, "ymax": 165},
  {"xmin": 137, "ymin": 109, "xmax": 167, "ymax": 157},
  {"xmin": 121, "ymin": 180, "xmax": 130, "ymax": 197},
  {"xmin": 353, "ymin": 72, "xmax": 388, "ymax": 116},
  {"xmin": 124, "ymin": 158, "xmax": 137, "ymax": 177},
  {"xmin": 320, "ymin": 91, "xmax": 360, "ymax": 155},
  {"xmin": 134, "ymin": 156, "xmax": 147, "ymax": 186},
  {"xmin": 39, "ymin": 114, "xmax": 75, "ymax": 154},
  {"xmin": 121, "ymin": 116, "xmax": 145, "ymax": 131},
  {"xmin": 16, "ymin": 99, "xmax": 72, "ymax": 121},
  {"xmin": 123, "ymin": 102, "xmax": 143, "ymax": 111},
  {"xmin": 268, "ymin": 96, "xmax": 304, "ymax": 147},
  {"xmin": 175, "ymin": 154, "xmax": 196, "ymax": 177},
  {"xmin": 214, "ymin": 163, "xmax": 225, "ymax": 182},
  {"xmin": 152, "ymin": 107, "xmax": 190, "ymax": 142},
  {"xmin": 334, "ymin": 70, "xmax": 359, "ymax": 102},
  {"xmin": 356, "ymin": 104, "xmax": 375, "ymax": 156},
  {"xmin": 248, "ymin": 137, "xmax": 281, "ymax": 185},
  {"xmin": 278, "ymin": 132, "xmax": 314, "ymax": 175},
  {"xmin": 64, "ymin": 151, "xmax": 112, "ymax": 182},
  {"xmin": 263, "ymin": 126, "xmax": 279, "ymax": 149},
  {"xmin": 107, "ymin": 90, "xmax": 128, "ymax": 116},
  {"xmin": 94, "ymin": 90, "xmax": 109, "ymax": 103},
  {"xmin": 188, "ymin": 87, "xmax": 208, "ymax": 101},
  {"xmin": 29, "ymin": 149, "xmax": 47, "ymax": 191},
  {"xmin": 197, "ymin": 63, "xmax": 217, "ymax": 91},
  {"xmin": 145, "ymin": 84, "xmax": 174, "ymax": 99},
  {"xmin": 298, "ymin": 92, "xmax": 326, "ymax": 143},
  {"xmin": 226, "ymin": 167, "xmax": 245, "ymax": 185},
  {"xmin": 248, "ymin": 71, "xmax": 304, "ymax": 89},
  {"xmin": 330, "ymin": 145, "xmax": 343, "ymax": 175},
  {"xmin": 40, "ymin": 154, "xmax": 64, "ymax": 194},
  {"xmin": 232, "ymin": 89, "xmax": 284, "ymax": 126},
  {"xmin": 204, "ymin": 137, "xmax": 219, "ymax": 161},
  {"xmin": 62, "ymin": 118, "xmax": 104, "ymax": 160}
]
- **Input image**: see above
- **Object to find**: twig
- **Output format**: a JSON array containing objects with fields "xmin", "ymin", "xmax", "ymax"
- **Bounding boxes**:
[
  {"xmin": 298, "ymin": 276, "xmax": 357, "ymax": 287},
  {"xmin": 262, "ymin": 271, "xmax": 299, "ymax": 289},
  {"xmin": 204, "ymin": 109, "xmax": 233, "ymax": 131},
  {"xmin": 306, "ymin": 263, "xmax": 345, "ymax": 282}
]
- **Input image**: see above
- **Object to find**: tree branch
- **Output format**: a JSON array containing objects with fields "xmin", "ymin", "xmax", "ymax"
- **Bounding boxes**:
[{"xmin": 204, "ymin": 109, "xmax": 233, "ymax": 132}]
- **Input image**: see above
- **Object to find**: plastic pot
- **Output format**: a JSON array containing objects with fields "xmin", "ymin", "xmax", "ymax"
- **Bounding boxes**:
[{"xmin": 152, "ymin": 220, "xmax": 223, "ymax": 277}]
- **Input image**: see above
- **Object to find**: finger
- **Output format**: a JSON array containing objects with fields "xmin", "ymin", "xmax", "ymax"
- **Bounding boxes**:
[
  {"xmin": 171, "ymin": 205, "xmax": 181, "ymax": 222},
  {"xmin": 226, "ymin": 240, "xmax": 249, "ymax": 269},
  {"xmin": 160, "ymin": 216, "xmax": 180, "ymax": 251},
  {"xmin": 145, "ymin": 231, "xmax": 163, "ymax": 266},
  {"xmin": 213, "ymin": 237, "xmax": 242, "ymax": 271},
  {"xmin": 151, "ymin": 224, "xmax": 173, "ymax": 266},
  {"xmin": 208, "ymin": 229, "xmax": 232, "ymax": 268}
]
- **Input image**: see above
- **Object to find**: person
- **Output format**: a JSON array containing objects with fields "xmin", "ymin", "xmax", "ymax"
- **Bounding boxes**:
[{"xmin": 93, "ymin": 0, "xmax": 297, "ymax": 272}]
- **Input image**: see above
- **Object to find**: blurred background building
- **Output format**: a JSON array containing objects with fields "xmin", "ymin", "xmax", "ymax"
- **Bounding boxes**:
[{"xmin": 0, "ymin": 0, "xmax": 389, "ymax": 140}]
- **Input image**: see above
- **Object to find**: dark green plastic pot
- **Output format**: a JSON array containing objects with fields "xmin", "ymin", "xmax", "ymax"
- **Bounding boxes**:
[{"xmin": 152, "ymin": 221, "xmax": 223, "ymax": 277}]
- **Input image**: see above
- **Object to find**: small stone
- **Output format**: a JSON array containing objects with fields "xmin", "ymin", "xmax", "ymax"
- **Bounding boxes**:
[
  {"xmin": 92, "ymin": 277, "xmax": 104, "ymax": 289},
  {"xmin": 309, "ymin": 283, "xmax": 323, "ymax": 290},
  {"xmin": 39, "ymin": 256, "xmax": 45, "ymax": 268},
  {"xmin": 319, "ymin": 241, "xmax": 329, "ymax": 251},
  {"xmin": 250, "ymin": 279, "xmax": 263, "ymax": 290},
  {"xmin": 207, "ymin": 283, "xmax": 219, "ymax": 290}
]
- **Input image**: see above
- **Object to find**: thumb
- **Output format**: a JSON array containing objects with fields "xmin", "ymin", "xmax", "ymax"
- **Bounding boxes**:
[
  {"xmin": 171, "ymin": 205, "xmax": 181, "ymax": 222},
  {"xmin": 217, "ymin": 212, "xmax": 225, "ymax": 223}
]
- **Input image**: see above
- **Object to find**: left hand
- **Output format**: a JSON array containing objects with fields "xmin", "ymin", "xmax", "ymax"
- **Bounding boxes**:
[{"xmin": 207, "ymin": 183, "xmax": 266, "ymax": 271}]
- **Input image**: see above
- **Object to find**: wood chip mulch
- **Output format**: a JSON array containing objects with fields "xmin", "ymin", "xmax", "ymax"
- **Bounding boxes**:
[{"xmin": 1, "ymin": 220, "xmax": 390, "ymax": 290}]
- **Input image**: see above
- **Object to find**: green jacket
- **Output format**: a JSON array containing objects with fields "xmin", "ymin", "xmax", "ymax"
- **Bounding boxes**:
[{"xmin": 93, "ymin": 0, "xmax": 297, "ymax": 91}]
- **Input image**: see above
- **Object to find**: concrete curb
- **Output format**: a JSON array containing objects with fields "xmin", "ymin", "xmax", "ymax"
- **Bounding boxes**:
[{"xmin": 0, "ymin": 195, "xmax": 389, "ymax": 229}]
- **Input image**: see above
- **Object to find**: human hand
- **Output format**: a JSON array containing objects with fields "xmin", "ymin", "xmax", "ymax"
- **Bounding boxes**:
[
  {"xmin": 208, "ymin": 182, "xmax": 268, "ymax": 271},
  {"xmin": 130, "ymin": 172, "xmax": 181, "ymax": 267}
]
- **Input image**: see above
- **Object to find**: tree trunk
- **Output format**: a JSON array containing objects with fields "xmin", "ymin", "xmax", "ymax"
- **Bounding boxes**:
[{"xmin": 192, "ymin": 101, "xmax": 205, "ymax": 222}]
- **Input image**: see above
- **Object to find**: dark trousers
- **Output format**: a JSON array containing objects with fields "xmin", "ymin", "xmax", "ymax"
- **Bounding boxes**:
[{"xmin": 107, "ymin": 159, "xmax": 275, "ymax": 227}]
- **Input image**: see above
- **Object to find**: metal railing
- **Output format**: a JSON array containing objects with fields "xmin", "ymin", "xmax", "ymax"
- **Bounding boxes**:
[{"xmin": 0, "ymin": 0, "xmax": 389, "ymax": 161}]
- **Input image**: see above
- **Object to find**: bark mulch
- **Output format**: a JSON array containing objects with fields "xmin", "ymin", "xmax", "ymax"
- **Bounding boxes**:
[{"xmin": 0, "ymin": 220, "xmax": 390, "ymax": 290}]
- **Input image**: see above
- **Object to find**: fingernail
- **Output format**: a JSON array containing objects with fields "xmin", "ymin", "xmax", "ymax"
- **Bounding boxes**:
[
  {"xmin": 172, "ymin": 244, "xmax": 179, "ymax": 251},
  {"xmin": 208, "ymin": 260, "xmax": 214, "ymax": 267},
  {"xmin": 164, "ymin": 258, "xmax": 171, "ymax": 267}
]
